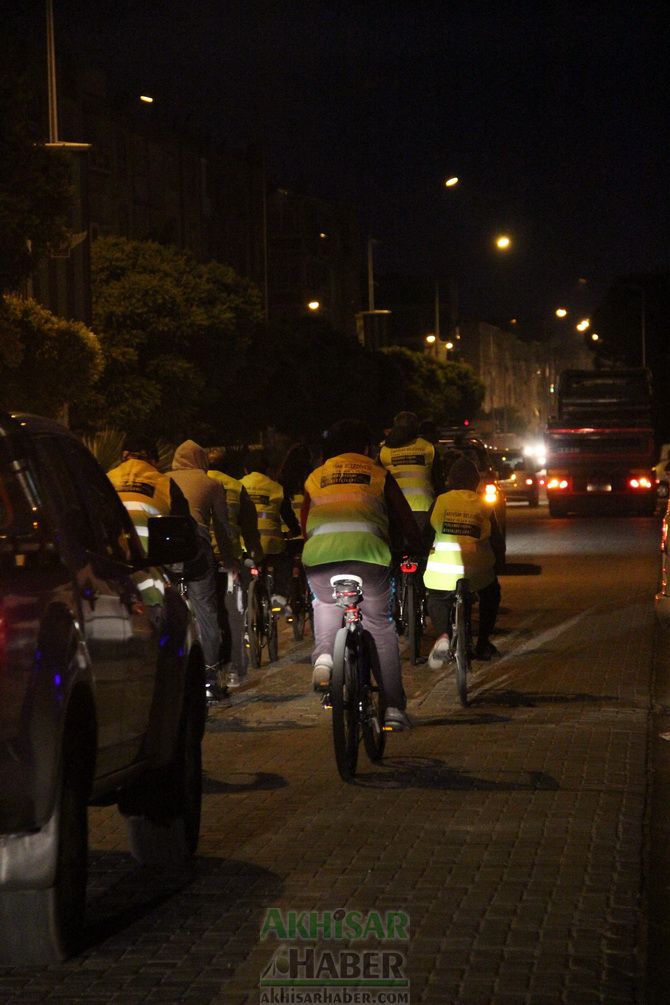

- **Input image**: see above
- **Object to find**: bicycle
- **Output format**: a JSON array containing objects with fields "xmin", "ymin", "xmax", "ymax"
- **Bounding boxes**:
[
  {"xmin": 396, "ymin": 556, "xmax": 424, "ymax": 665},
  {"xmin": 243, "ymin": 558, "xmax": 279, "ymax": 669},
  {"xmin": 326, "ymin": 574, "xmax": 386, "ymax": 782},
  {"xmin": 449, "ymin": 577, "xmax": 474, "ymax": 707},
  {"xmin": 287, "ymin": 538, "xmax": 314, "ymax": 642}
]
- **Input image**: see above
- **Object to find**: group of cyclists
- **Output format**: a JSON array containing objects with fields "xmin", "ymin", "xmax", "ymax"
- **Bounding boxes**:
[{"xmin": 107, "ymin": 409, "xmax": 505, "ymax": 729}]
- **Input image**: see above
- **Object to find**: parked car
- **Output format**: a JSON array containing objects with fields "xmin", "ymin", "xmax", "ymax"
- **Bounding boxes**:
[
  {"xmin": 491, "ymin": 448, "xmax": 541, "ymax": 507},
  {"xmin": 654, "ymin": 443, "xmax": 670, "ymax": 500},
  {"xmin": 437, "ymin": 429, "xmax": 507, "ymax": 555},
  {"xmin": 0, "ymin": 412, "xmax": 206, "ymax": 965}
]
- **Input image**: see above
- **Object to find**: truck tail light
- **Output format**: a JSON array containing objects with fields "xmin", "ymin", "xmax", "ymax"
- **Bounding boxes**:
[
  {"xmin": 547, "ymin": 477, "xmax": 570, "ymax": 491},
  {"xmin": 629, "ymin": 476, "xmax": 652, "ymax": 490}
]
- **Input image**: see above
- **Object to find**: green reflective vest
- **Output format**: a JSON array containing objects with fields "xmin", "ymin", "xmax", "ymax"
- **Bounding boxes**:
[{"xmin": 379, "ymin": 436, "xmax": 435, "ymax": 512}]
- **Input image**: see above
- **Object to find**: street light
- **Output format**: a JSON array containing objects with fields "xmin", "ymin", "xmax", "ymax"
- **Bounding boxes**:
[
  {"xmin": 555, "ymin": 308, "xmax": 568, "ymax": 318},
  {"xmin": 140, "ymin": 95, "xmax": 154, "ymax": 103},
  {"xmin": 425, "ymin": 334, "xmax": 436, "ymax": 344},
  {"xmin": 444, "ymin": 176, "xmax": 459, "ymax": 188},
  {"xmin": 576, "ymin": 318, "xmax": 590, "ymax": 332},
  {"xmin": 307, "ymin": 300, "xmax": 320, "ymax": 311},
  {"xmin": 495, "ymin": 234, "xmax": 512, "ymax": 250}
]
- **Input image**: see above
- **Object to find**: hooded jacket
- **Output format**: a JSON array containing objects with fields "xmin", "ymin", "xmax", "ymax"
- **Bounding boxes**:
[{"xmin": 170, "ymin": 440, "xmax": 230, "ymax": 555}]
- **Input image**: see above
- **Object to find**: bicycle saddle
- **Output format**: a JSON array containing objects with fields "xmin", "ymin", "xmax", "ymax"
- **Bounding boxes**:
[{"xmin": 330, "ymin": 574, "xmax": 363, "ymax": 590}]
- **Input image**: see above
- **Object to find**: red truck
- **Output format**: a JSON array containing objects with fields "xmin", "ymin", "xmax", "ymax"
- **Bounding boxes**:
[{"xmin": 545, "ymin": 369, "xmax": 656, "ymax": 517}]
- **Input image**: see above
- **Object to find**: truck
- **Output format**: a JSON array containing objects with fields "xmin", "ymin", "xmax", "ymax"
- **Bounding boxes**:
[{"xmin": 544, "ymin": 368, "xmax": 656, "ymax": 517}]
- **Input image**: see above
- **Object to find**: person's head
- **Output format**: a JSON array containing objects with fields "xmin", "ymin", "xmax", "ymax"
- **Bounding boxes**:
[
  {"xmin": 208, "ymin": 446, "xmax": 245, "ymax": 479},
  {"xmin": 244, "ymin": 450, "xmax": 270, "ymax": 476},
  {"xmin": 418, "ymin": 418, "xmax": 439, "ymax": 444},
  {"xmin": 322, "ymin": 419, "xmax": 373, "ymax": 460},
  {"xmin": 278, "ymin": 442, "xmax": 313, "ymax": 493},
  {"xmin": 122, "ymin": 433, "xmax": 159, "ymax": 466},
  {"xmin": 384, "ymin": 410, "xmax": 419, "ymax": 448},
  {"xmin": 446, "ymin": 455, "xmax": 481, "ymax": 491}
]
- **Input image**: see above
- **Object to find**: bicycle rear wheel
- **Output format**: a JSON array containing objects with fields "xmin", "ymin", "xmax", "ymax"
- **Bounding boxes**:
[
  {"xmin": 454, "ymin": 586, "xmax": 471, "ymax": 707},
  {"xmin": 244, "ymin": 579, "xmax": 262, "ymax": 669},
  {"xmin": 267, "ymin": 605, "xmax": 279, "ymax": 662},
  {"xmin": 331, "ymin": 627, "xmax": 359, "ymax": 782},
  {"xmin": 405, "ymin": 577, "xmax": 422, "ymax": 665},
  {"xmin": 361, "ymin": 630, "xmax": 386, "ymax": 763}
]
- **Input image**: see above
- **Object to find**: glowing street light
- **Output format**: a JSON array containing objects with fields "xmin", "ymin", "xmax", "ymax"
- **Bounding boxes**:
[
  {"xmin": 445, "ymin": 341, "xmax": 454, "ymax": 350},
  {"xmin": 444, "ymin": 176, "xmax": 459, "ymax": 188},
  {"xmin": 590, "ymin": 332, "xmax": 600, "ymax": 342},
  {"xmin": 307, "ymin": 300, "xmax": 320, "ymax": 311},
  {"xmin": 576, "ymin": 318, "xmax": 590, "ymax": 332},
  {"xmin": 495, "ymin": 234, "xmax": 512, "ymax": 251},
  {"xmin": 555, "ymin": 308, "xmax": 568, "ymax": 318},
  {"xmin": 140, "ymin": 94, "xmax": 154, "ymax": 103},
  {"xmin": 425, "ymin": 334, "xmax": 436, "ymax": 345}
]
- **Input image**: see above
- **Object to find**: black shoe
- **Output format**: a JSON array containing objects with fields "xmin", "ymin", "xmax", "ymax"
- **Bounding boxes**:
[{"xmin": 474, "ymin": 642, "xmax": 499, "ymax": 661}]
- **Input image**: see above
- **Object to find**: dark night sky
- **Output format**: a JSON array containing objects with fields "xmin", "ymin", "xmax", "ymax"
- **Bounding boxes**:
[{"xmin": 9, "ymin": 1, "xmax": 670, "ymax": 324}]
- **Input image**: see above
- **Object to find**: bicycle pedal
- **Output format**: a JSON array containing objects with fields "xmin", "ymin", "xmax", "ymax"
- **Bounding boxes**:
[{"xmin": 321, "ymin": 692, "xmax": 333, "ymax": 710}]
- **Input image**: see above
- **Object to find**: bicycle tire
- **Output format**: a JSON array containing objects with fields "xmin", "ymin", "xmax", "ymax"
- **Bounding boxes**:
[
  {"xmin": 331, "ymin": 626, "xmax": 359, "ymax": 782},
  {"xmin": 361, "ymin": 630, "xmax": 386, "ymax": 763},
  {"xmin": 268, "ymin": 606, "xmax": 279, "ymax": 662},
  {"xmin": 244, "ymin": 578, "xmax": 262, "ymax": 669},
  {"xmin": 405, "ymin": 576, "xmax": 421, "ymax": 665},
  {"xmin": 454, "ymin": 585, "xmax": 470, "ymax": 707},
  {"xmin": 292, "ymin": 607, "xmax": 306, "ymax": 641}
]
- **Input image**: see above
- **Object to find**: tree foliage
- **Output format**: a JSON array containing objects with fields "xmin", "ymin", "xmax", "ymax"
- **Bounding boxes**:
[
  {"xmin": 0, "ymin": 45, "xmax": 72, "ymax": 292},
  {"xmin": 87, "ymin": 236, "xmax": 263, "ymax": 439},
  {"xmin": 0, "ymin": 294, "xmax": 103, "ymax": 417}
]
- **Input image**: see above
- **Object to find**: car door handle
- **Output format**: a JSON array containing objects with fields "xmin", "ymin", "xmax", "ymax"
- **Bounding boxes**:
[{"xmin": 81, "ymin": 580, "xmax": 98, "ymax": 609}]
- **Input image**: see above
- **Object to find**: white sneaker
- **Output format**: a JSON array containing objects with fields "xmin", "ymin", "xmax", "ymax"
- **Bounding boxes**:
[
  {"xmin": 428, "ymin": 634, "xmax": 451, "ymax": 670},
  {"xmin": 312, "ymin": 653, "xmax": 333, "ymax": 691}
]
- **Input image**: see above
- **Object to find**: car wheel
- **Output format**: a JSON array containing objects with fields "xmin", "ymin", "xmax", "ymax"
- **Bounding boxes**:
[
  {"xmin": 0, "ymin": 726, "xmax": 89, "ymax": 965},
  {"xmin": 548, "ymin": 498, "xmax": 568, "ymax": 517},
  {"xmin": 123, "ymin": 658, "xmax": 206, "ymax": 866}
]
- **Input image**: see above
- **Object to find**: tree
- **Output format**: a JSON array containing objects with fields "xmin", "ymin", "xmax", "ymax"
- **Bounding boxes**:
[
  {"xmin": 378, "ymin": 347, "xmax": 485, "ymax": 427},
  {"xmin": 0, "ymin": 44, "xmax": 72, "ymax": 292},
  {"xmin": 0, "ymin": 294, "xmax": 103, "ymax": 418},
  {"xmin": 87, "ymin": 236, "xmax": 263, "ymax": 439}
]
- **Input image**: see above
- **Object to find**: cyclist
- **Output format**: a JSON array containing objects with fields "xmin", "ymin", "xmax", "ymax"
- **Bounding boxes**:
[
  {"xmin": 241, "ymin": 451, "xmax": 301, "ymax": 614},
  {"xmin": 207, "ymin": 447, "xmax": 263, "ymax": 689},
  {"xmin": 170, "ymin": 439, "xmax": 232, "ymax": 697},
  {"xmin": 108, "ymin": 433, "xmax": 192, "ymax": 610},
  {"xmin": 301, "ymin": 418, "xmax": 423, "ymax": 732},
  {"xmin": 423, "ymin": 455, "xmax": 504, "ymax": 667},
  {"xmin": 378, "ymin": 411, "xmax": 444, "ymax": 532}
]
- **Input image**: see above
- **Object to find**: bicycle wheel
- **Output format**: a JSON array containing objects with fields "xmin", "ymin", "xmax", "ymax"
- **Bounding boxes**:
[
  {"xmin": 361, "ymin": 630, "xmax": 386, "ymax": 763},
  {"xmin": 404, "ymin": 576, "xmax": 420, "ymax": 665},
  {"xmin": 331, "ymin": 627, "xmax": 359, "ymax": 782},
  {"xmin": 454, "ymin": 587, "xmax": 471, "ymax": 707},
  {"xmin": 244, "ymin": 578, "xmax": 262, "ymax": 669},
  {"xmin": 267, "ymin": 604, "xmax": 279, "ymax": 662}
]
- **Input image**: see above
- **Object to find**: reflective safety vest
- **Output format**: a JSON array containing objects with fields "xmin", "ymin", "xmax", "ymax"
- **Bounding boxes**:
[
  {"xmin": 379, "ymin": 436, "xmax": 435, "ymax": 512},
  {"xmin": 208, "ymin": 470, "xmax": 243, "ymax": 559},
  {"xmin": 241, "ymin": 471, "xmax": 284, "ymax": 555},
  {"xmin": 107, "ymin": 457, "xmax": 171, "ymax": 606},
  {"xmin": 303, "ymin": 453, "xmax": 391, "ymax": 568},
  {"xmin": 423, "ymin": 489, "xmax": 495, "ymax": 593}
]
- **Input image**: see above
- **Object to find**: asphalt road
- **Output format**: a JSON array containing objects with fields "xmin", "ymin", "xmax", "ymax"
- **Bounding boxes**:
[{"xmin": 0, "ymin": 502, "xmax": 665, "ymax": 1004}]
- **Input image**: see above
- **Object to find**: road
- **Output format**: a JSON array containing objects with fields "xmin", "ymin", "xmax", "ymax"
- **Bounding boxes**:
[{"xmin": 1, "ymin": 503, "xmax": 664, "ymax": 1004}]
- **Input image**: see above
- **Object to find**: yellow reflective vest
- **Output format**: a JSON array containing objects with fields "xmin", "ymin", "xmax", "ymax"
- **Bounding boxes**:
[
  {"xmin": 241, "ymin": 471, "xmax": 285, "ymax": 555},
  {"xmin": 423, "ymin": 489, "xmax": 495, "ymax": 593},
  {"xmin": 303, "ymin": 453, "xmax": 391, "ymax": 568},
  {"xmin": 379, "ymin": 436, "xmax": 435, "ymax": 512},
  {"xmin": 208, "ymin": 470, "xmax": 243, "ymax": 560},
  {"xmin": 107, "ymin": 457, "xmax": 171, "ymax": 605}
]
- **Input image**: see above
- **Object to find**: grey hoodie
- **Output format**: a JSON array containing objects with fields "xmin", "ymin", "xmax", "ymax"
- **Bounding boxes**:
[{"xmin": 171, "ymin": 440, "xmax": 230, "ymax": 554}]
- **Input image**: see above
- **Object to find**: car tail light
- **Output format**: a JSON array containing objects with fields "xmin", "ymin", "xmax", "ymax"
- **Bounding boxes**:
[
  {"xmin": 547, "ymin": 477, "xmax": 570, "ymax": 491},
  {"xmin": 629, "ymin": 476, "xmax": 653, "ymax": 490},
  {"xmin": 483, "ymin": 483, "xmax": 498, "ymax": 504},
  {"xmin": 525, "ymin": 478, "xmax": 534, "ymax": 487}
]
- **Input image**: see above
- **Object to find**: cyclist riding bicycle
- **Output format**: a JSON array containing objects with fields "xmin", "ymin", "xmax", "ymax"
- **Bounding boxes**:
[
  {"xmin": 301, "ymin": 418, "xmax": 423, "ymax": 732},
  {"xmin": 378, "ymin": 411, "xmax": 445, "ymax": 533},
  {"xmin": 423, "ymin": 455, "xmax": 504, "ymax": 668}
]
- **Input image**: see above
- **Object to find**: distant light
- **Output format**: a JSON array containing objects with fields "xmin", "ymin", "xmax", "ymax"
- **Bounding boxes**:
[
  {"xmin": 509, "ymin": 318, "xmax": 518, "ymax": 325},
  {"xmin": 140, "ymin": 95, "xmax": 154, "ymax": 103},
  {"xmin": 445, "ymin": 341, "xmax": 454, "ymax": 350},
  {"xmin": 555, "ymin": 308, "xmax": 567, "ymax": 318},
  {"xmin": 576, "ymin": 318, "xmax": 590, "ymax": 332},
  {"xmin": 590, "ymin": 332, "xmax": 600, "ymax": 342},
  {"xmin": 307, "ymin": 300, "xmax": 320, "ymax": 311},
  {"xmin": 444, "ymin": 176, "xmax": 459, "ymax": 188},
  {"xmin": 495, "ymin": 234, "xmax": 511, "ymax": 250},
  {"xmin": 425, "ymin": 334, "xmax": 436, "ymax": 344},
  {"xmin": 319, "ymin": 232, "xmax": 328, "ymax": 239}
]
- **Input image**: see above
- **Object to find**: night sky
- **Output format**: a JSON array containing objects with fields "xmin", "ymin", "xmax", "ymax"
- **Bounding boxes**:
[{"xmin": 9, "ymin": 1, "xmax": 670, "ymax": 325}]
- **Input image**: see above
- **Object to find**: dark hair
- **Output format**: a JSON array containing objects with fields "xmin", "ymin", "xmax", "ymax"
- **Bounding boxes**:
[
  {"xmin": 446, "ymin": 456, "xmax": 480, "ymax": 491},
  {"xmin": 123, "ymin": 433, "xmax": 159, "ymax": 460},
  {"xmin": 418, "ymin": 419, "xmax": 439, "ymax": 443},
  {"xmin": 244, "ymin": 450, "xmax": 270, "ymax": 475},
  {"xmin": 323, "ymin": 419, "xmax": 372, "ymax": 459},
  {"xmin": 278, "ymin": 442, "xmax": 312, "ymax": 495}
]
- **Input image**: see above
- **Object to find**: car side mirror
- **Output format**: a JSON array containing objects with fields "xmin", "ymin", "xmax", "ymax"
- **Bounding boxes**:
[{"xmin": 146, "ymin": 516, "xmax": 199, "ymax": 566}]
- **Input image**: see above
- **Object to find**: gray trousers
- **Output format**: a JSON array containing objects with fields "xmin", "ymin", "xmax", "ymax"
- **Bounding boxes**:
[
  {"xmin": 305, "ymin": 561, "xmax": 405, "ymax": 709},
  {"xmin": 187, "ymin": 527, "xmax": 222, "ymax": 669}
]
